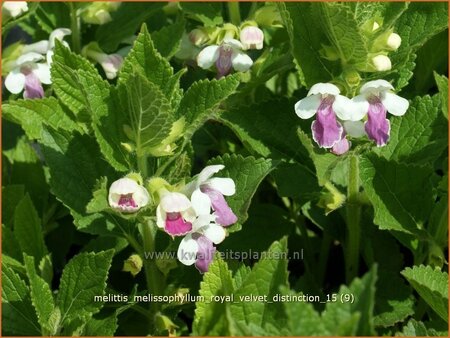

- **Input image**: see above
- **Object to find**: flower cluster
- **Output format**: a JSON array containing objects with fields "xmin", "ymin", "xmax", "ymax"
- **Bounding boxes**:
[
  {"xmin": 4, "ymin": 28, "xmax": 71, "ymax": 98},
  {"xmin": 108, "ymin": 165, "xmax": 237, "ymax": 273},
  {"xmin": 295, "ymin": 80, "xmax": 409, "ymax": 152},
  {"xmin": 176, "ymin": 23, "xmax": 265, "ymax": 78}
]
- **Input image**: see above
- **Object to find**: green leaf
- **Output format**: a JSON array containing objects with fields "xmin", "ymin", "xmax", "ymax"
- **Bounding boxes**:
[
  {"xmin": 57, "ymin": 250, "xmax": 114, "ymax": 324},
  {"xmin": 77, "ymin": 70, "xmax": 130, "ymax": 171},
  {"xmin": 51, "ymin": 41, "xmax": 101, "ymax": 118},
  {"xmin": 2, "ymin": 97, "xmax": 81, "ymax": 140},
  {"xmin": 180, "ymin": 3, "xmax": 223, "ymax": 27},
  {"xmin": 377, "ymin": 95, "xmax": 448, "ymax": 165},
  {"xmin": 322, "ymin": 266, "xmax": 378, "ymax": 336},
  {"xmin": 388, "ymin": 3, "xmax": 448, "ymax": 89},
  {"xmin": 2, "ymin": 264, "xmax": 40, "ymax": 335},
  {"xmin": 84, "ymin": 314, "xmax": 118, "ymax": 336},
  {"xmin": 23, "ymin": 254, "xmax": 56, "ymax": 335},
  {"xmin": 96, "ymin": 3, "xmax": 165, "ymax": 53},
  {"xmin": 279, "ymin": 2, "xmax": 336, "ymax": 86},
  {"xmin": 298, "ymin": 129, "xmax": 341, "ymax": 186},
  {"xmin": 281, "ymin": 286, "xmax": 329, "ymax": 336},
  {"xmin": 40, "ymin": 128, "xmax": 114, "ymax": 215},
  {"xmin": 120, "ymin": 71, "xmax": 174, "ymax": 153},
  {"xmin": 317, "ymin": 3, "xmax": 368, "ymax": 64},
  {"xmin": 401, "ymin": 265, "xmax": 448, "ymax": 322},
  {"xmin": 400, "ymin": 319, "xmax": 444, "ymax": 336},
  {"xmin": 34, "ymin": 2, "xmax": 71, "ymax": 34},
  {"xmin": 1, "ymin": 185, "xmax": 24, "ymax": 228},
  {"xmin": 230, "ymin": 238, "xmax": 289, "ymax": 334},
  {"xmin": 434, "ymin": 72, "xmax": 448, "ymax": 119},
  {"xmin": 14, "ymin": 194, "xmax": 48, "ymax": 263},
  {"xmin": 2, "ymin": 225, "xmax": 22, "ymax": 262},
  {"xmin": 360, "ymin": 153, "xmax": 434, "ymax": 236},
  {"xmin": 193, "ymin": 256, "xmax": 234, "ymax": 336},
  {"xmin": 219, "ymin": 98, "xmax": 310, "ymax": 163},
  {"xmin": 178, "ymin": 74, "xmax": 240, "ymax": 140},
  {"xmin": 119, "ymin": 24, "xmax": 175, "ymax": 97},
  {"xmin": 207, "ymin": 154, "xmax": 274, "ymax": 231},
  {"xmin": 152, "ymin": 19, "xmax": 185, "ymax": 59}
]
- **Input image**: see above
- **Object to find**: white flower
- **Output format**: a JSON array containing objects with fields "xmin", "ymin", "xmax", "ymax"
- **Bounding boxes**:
[
  {"xmin": 108, "ymin": 178, "xmax": 150, "ymax": 213},
  {"xmin": 240, "ymin": 26, "xmax": 264, "ymax": 50},
  {"xmin": 352, "ymin": 80, "xmax": 409, "ymax": 146},
  {"xmin": 184, "ymin": 165, "xmax": 237, "ymax": 227},
  {"xmin": 156, "ymin": 191, "xmax": 196, "ymax": 236},
  {"xmin": 294, "ymin": 83, "xmax": 359, "ymax": 148},
  {"xmin": 4, "ymin": 52, "xmax": 51, "ymax": 99},
  {"xmin": 197, "ymin": 38, "xmax": 253, "ymax": 77},
  {"xmin": 371, "ymin": 55, "xmax": 392, "ymax": 72},
  {"xmin": 84, "ymin": 47, "xmax": 123, "ymax": 79},
  {"xmin": 2, "ymin": 1, "xmax": 28, "ymax": 19}
]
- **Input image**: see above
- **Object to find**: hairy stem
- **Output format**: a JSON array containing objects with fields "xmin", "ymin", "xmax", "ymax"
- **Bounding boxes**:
[
  {"xmin": 345, "ymin": 153, "xmax": 361, "ymax": 283},
  {"xmin": 140, "ymin": 221, "xmax": 164, "ymax": 314}
]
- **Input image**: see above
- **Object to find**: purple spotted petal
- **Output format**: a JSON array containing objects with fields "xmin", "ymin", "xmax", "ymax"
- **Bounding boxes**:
[
  {"xmin": 311, "ymin": 97, "xmax": 343, "ymax": 148},
  {"xmin": 216, "ymin": 47, "xmax": 233, "ymax": 78},
  {"xmin": 194, "ymin": 234, "xmax": 216, "ymax": 273},
  {"xmin": 23, "ymin": 72, "xmax": 44, "ymax": 99},
  {"xmin": 165, "ymin": 212, "xmax": 192, "ymax": 236},
  {"xmin": 365, "ymin": 98, "xmax": 390, "ymax": 146},
  {"xmin": 331, "ymin": 137, "xmax": 350, "ymax": 155},
  {"xmin": 201, "ymin": 187, "xmax": 237, "ymax": 226}
]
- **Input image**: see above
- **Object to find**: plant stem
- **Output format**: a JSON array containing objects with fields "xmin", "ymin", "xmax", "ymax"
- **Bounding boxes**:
[
  {"xmin": 140, "ymin": 220, "xmax": 164, "ymax": 314},
  {"xmin": 137, "ymin": 153, "xmax": 148, "ymax": 179},
  {"xmin": 69, "ymin": 3, "xmax": 81, "ymax": 53},
  {"xmin": 345, "ymin": 153, "xmax": 361, "ymax": 283},
  {"xmin": 228, "ymin": 2, "xmax": 241, "ymax": 26}
]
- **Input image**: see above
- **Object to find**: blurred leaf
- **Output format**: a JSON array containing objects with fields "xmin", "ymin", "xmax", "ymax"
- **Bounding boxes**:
[
  {"xmin": 152, "ymin": 19, "xmax": 185, "ymax": 59},
  {"xmin": 180, "ymin": 3, "xmax": 223, "ymax": 27},
  {"xmin": 434, "ymin": 72, "xmax": 448, "ymax": 119}
]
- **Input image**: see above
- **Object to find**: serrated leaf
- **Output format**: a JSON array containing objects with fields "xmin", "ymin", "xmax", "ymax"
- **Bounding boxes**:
[
  {"xmin": 23, "ymin": 254, "xmax": 56, "ymax": 335},
  {"xmin": 152, "ymin": 19, "xmax": 185, "ymax": 59},
  {"xmin": 434, "ymin": 72, "xmax": 448, "ymax": 119},
  {"xmin": 281, "ymin": 286, "xmax": 329, "ymax": 336},
  {"xmin": 360, "ymin": 153, "xmax": 433, "ymax": 236},
  {"xmin": 322, "ymin": 266, "xmax": 378, "ymax": 336},
  {"xmin": 178, "ymin": 74, "xmax": 240, "ymax": 141},
  {"xmin": 400, "ymin": 319, "xmax": 444, "ymax": 336},
  {"xmin": 119, "ymin": 24, "xmax": 175, "ymax": 97},
  {"xmin": 377, "ymin": 95, "xmax": 447, "ymax": 164},
  {"xmin": 388, "ymin": 3, "xmax": 448, "ymax": 89},
  {"xmin": 2, "ymin": 264, "xmax": 40, "ymax": 335},
  {"xmin": 230, "ymin": 238, "xmax": 289, "ymax": 333},
  {"xmin": 14, "ymin": 194, "xmax": 48, "ymax": 263},
  {"xmin": 51, "ymin": 41, "xmax": 101, "ymax": 118},
  {"xmin": 96, "ymin": 3, "xmax": 165, "ymax": 53},
  {"xmin": 84, "ymin": 314, "xmax": 118, "ymax": 336},
  {"xmin": 57, "ymin": 250, "xmax": 114, "ymax": 324},
  {"xmin": 278, "ymin": 3, "xmax": 337, "ymax": 86},
  {"xmin": 120, "ymin": 71, "xmax": 174, "ymax": 153},
  {"xmin": 2, "ymin": 97, "xmax": 81, "ymax": 140},
  {"xmin": 401, "ymin": 265, "xmax": 448, "ymax": 322},
  {"xmin": 193, "ymin": 256, "xmax": 234, "ymax": 335},
  {"xmin": 317, "ymin": 3, "xmax": 368, "ymax": 64},
  {"xmin": 76, "ymin": 70, "xmax": 130, "ymax": 171},
  {"xmin": 207, "ymin": 154, "xmax": 273, "ymax": 231},
  {"xmin": 39, "ymin": 128, "xmax": 114, "ymax": 215}
]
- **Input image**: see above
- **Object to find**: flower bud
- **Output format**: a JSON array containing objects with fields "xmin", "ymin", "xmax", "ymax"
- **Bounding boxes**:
[
  {"xmin": 147, "ymin": 118, "xmax": 185, "ymax": 156},
  {"xmin": 80, "ymin": 2, "xmax": 121, "ymax": 25},
  {"xmin": 371, "ymin": 55, "xmax": 392, "ymax": 71},
  {"xmin": 83, "ymin": 42, "xmax": 123, "ymax": 79},
  {"xmin": 189, "ymin": 28, "xmax": 209, "ymax": 46},
  {"xmin": 122, "ymin": 254, "xmax": 143, "ymax": 276},
  {"xmin": 239, "ymin": 26, "xmax": 264, "ymax": 50},
  {"xmin": 317, "ymin": 183, "xmax": 346, "ymax": 215},
  {"xmin": 154, "ymin": 313, "xmax": 178, "ymax": 336},
  {"xmin": 386, "ymin": 33, "xmax": 401, "ymax": 51},
  {"xmin": 108, "ymin": 177, "xmax": 150, "ymax": 213},
  {"xmin": 344, "ymin": 69, "xmax": 361, "ymax": 87},
  {"xmin": 2, "ymin": 1, "xmax": 28, "ymax": 19}
]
